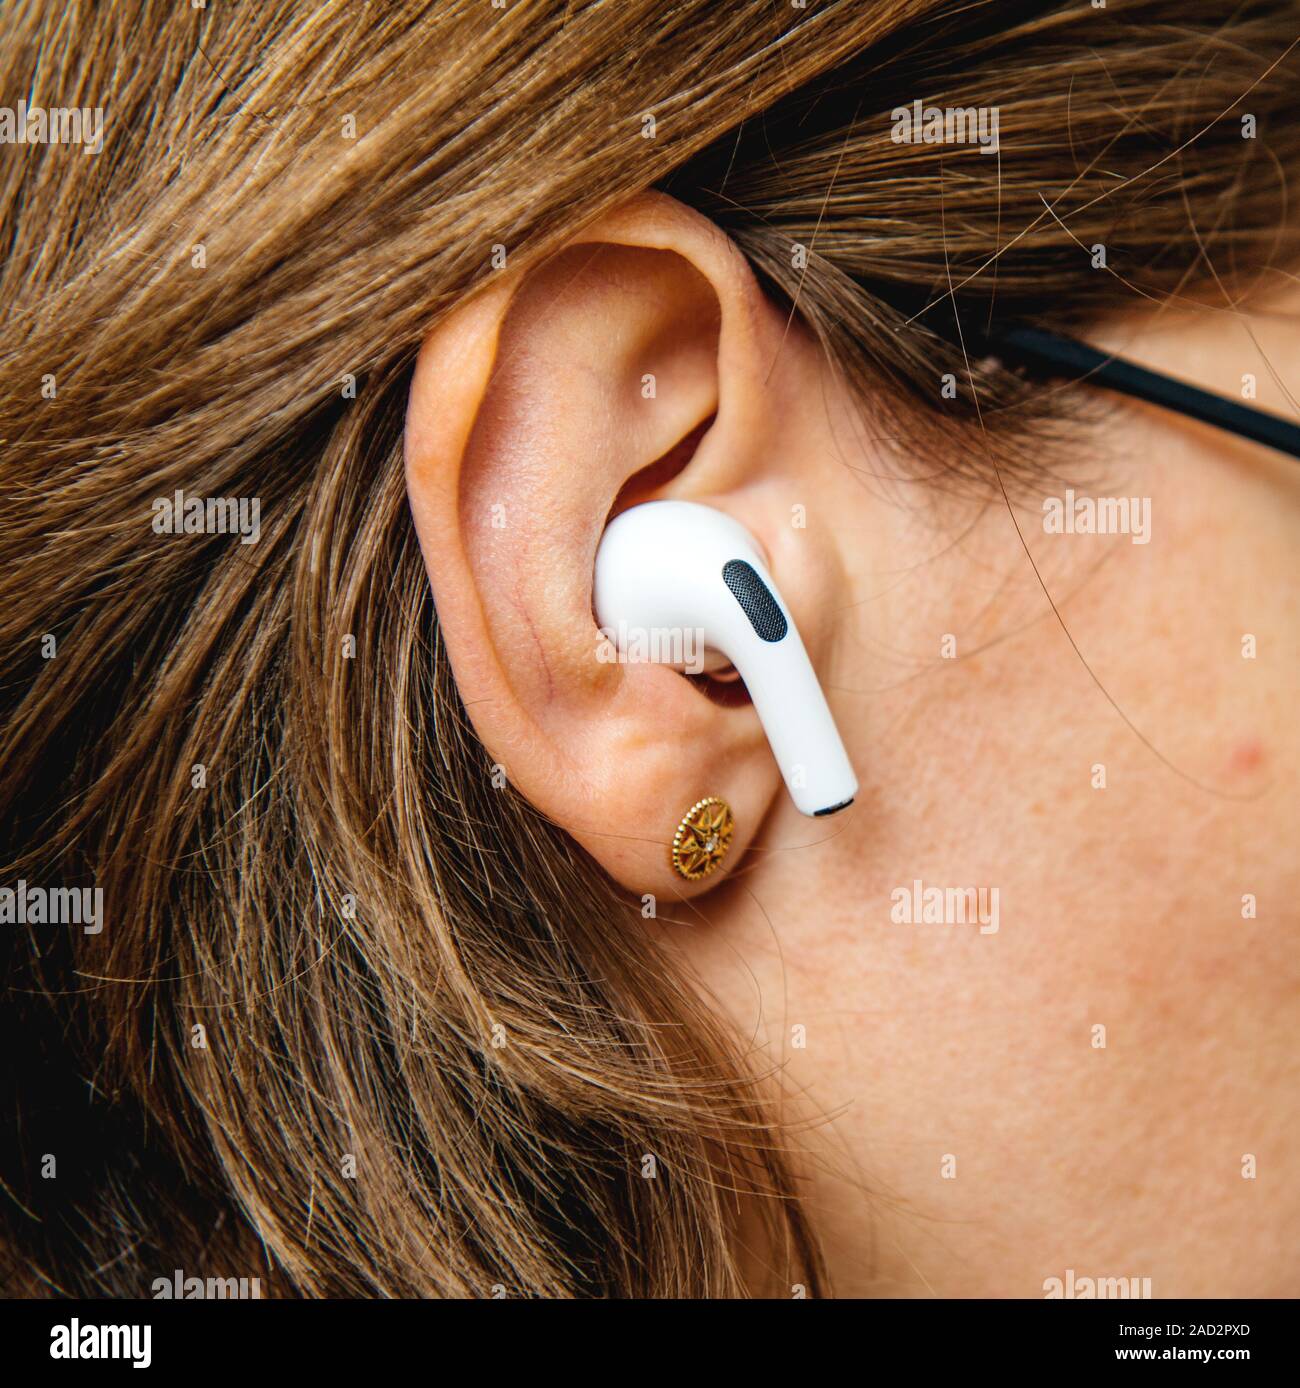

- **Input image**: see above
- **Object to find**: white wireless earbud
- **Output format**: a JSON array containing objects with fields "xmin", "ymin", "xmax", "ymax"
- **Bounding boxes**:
[{"xmin": 593, "ymin": 500, "xmax": 857, "ymax": 817}]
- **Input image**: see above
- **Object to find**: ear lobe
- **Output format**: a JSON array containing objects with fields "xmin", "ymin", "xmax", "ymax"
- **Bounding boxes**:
[{"xmin": 404, "ymin": 194, "xmax": 829, "ymax": 897}]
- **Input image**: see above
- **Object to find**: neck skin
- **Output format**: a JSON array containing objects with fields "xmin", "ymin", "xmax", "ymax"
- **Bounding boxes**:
[{"xmin": 686, "ymin": 288, "xmax": 1300, "ymax": 1296}]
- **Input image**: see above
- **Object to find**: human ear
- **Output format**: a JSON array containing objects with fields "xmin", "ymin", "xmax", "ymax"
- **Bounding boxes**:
[{"xmin": 404, "ymin": 192, "xmax": 847, "ymax": 897}]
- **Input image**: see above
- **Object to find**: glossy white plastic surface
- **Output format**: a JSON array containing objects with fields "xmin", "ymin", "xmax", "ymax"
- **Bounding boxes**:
[{"xmin": 594, "ymin": 500, "xmax": 857, "ymax": 816}]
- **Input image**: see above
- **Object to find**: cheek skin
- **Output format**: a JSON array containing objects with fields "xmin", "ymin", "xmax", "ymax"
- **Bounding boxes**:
[{"xmin": 1227, "ymin": 737, "xmax": 1265, "ymax": 778}]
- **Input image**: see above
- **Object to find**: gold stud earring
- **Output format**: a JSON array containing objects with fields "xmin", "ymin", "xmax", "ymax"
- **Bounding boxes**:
[{"xmin": 670, "ymin": 796, "xmax": 735, "ymax": 881}]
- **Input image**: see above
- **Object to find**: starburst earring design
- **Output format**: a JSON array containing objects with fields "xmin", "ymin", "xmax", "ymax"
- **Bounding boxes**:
[{"xmin": 670, "ymin": 796, "xmax": 735, "ymax": 881}]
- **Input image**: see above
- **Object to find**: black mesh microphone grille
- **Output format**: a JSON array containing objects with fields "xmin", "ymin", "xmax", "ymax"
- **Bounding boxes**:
[{"xmin": 721, "ymin": 560, "xmax": 788, "ymax": 643}]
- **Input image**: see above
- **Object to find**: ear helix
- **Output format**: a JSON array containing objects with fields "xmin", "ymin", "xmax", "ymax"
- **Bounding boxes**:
[{"xmin": 593, "ymin": 500, "xmax": 857, "ymax": 818}]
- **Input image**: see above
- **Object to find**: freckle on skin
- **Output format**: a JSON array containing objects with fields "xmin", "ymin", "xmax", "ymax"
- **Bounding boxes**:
[{"xmin": 1229, "ymin": 738, "xmax": 1265, "ymax": 776}]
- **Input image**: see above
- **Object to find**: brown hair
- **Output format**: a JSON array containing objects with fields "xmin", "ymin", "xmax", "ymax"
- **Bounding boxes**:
[{"xmin": 1, "ymin": 0, "xmax": 1296, "ymax": 1297}]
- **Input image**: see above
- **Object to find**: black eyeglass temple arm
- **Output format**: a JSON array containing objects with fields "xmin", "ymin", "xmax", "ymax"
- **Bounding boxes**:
[{"xmin": 978, "ymin": 324, "xmax": 1300, "ymax": 463}]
